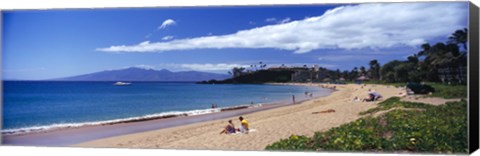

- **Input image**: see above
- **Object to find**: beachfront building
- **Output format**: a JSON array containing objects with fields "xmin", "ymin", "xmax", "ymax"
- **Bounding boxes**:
[
  {"xmin": 290, "ymin": 65, "xmax": 329, "ymax": 82},
  {"xmin": 356, "ymin": 75, "xmax": 370, "ymax": 83},
  {"xmin": 291, "ymin": 68, "xmax": 312, "ymax": 82},
  {"xmin": 437, "ymin": 66, "xmax": 467, "ymax": 84}
]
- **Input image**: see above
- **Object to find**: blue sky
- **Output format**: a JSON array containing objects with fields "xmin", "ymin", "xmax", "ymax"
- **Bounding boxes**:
[{"xmin": 2, "ymin": 2, "xmax": 468, "ymax": 80}]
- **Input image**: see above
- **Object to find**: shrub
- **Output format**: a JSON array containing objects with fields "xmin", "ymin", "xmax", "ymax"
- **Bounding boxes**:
[
  {"xmin": 426, "ymin": 83, "xmax": 467, "ymax": 99},
  {"xmin": 265, "ymin": 98, "xmax": 468, "ymax": 154},
  {"xmin": 406, "ymin": 83, "xmax": 435, "ymax": 94},
  {"xmin": 265, "ymin": 135, "xmax": 314, "ymax": 151}
]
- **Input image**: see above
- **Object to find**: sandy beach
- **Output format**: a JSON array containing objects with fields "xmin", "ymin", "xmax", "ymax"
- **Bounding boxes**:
[{"xmin": 74, "ymin": 83, "xmax": 404, "ymax": 150}]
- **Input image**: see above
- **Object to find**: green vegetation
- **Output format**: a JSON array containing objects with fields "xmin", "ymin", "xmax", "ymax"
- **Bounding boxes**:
[
  {"xmin": 358, "ymin": 97, "xmax": 432, "ymax": 115},
  {"xmin": 308, "ymin": 28, "xmax": 467, "ymax": 85},
  {"xmin": 427, "ymin": 83, "xmax": 467, "ymax": 99},
  {"xmin": 361, "ymin": 82, "xmax": 467, "ymax": 99},
  {"xmin": 265, "ymin": 97, "xmax": 468, "ymax": 154},
  {"xmin": 197, "ymin": 70, "xmax": 294, "ymax": 84}
]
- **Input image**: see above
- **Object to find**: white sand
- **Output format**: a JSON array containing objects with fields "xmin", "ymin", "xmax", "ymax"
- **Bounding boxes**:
[{"xmin": 76, "ymin": 83, "xmax": 404, "ymax": 150}]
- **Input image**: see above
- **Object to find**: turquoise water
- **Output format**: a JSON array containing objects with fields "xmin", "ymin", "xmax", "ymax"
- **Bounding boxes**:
[{"xmin": 2, "ymin": 81, "xmax": 330, "ymax": 134}]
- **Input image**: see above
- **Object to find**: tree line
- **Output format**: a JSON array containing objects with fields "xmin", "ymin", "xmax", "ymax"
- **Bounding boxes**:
[{"xmin": 326, "ymin": 28, "xmax": 468, "ymax": 84}]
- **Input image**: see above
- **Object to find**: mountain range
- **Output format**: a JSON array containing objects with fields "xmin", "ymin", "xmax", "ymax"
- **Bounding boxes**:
[{"xmin": 54, "ymin": 67, "xmax": 230, "ymax": 82}]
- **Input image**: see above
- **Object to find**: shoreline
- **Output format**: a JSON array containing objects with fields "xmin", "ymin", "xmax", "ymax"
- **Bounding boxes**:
[
  {"xmin": 74, "ymin": 83, "xmax": 404, "ymax": 150},
  {"xmin": 2, "ymin": 83, "xmax": 332, "ymax": 146}
]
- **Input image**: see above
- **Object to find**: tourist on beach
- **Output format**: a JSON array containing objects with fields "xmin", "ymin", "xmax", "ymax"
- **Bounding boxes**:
[
  {"xmin": 362, "ymin": 91, "xmax": 383, "ymax": 102},
  {"xmin": 371, "ymin": 92, "xmax": 383, "ymax": 101},
  {"xmin": 292, "ymin": 95, "xmax": 296, "ymax": 104},
  {"xmin": 352, "ymin": 96, "xmax": 360, "ymax": 102},
  {"xmin": 238, "ymin": 116, "xmax": 249, "ymax": 134},
  {"xmin": 220, "ymin": 120, "xmax": 236, "ymax": 134}
]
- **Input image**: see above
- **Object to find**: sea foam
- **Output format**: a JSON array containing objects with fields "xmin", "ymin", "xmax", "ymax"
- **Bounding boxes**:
[{"xmin": 1, "ymin": 104, "xmax": 263, "ymax": 135}]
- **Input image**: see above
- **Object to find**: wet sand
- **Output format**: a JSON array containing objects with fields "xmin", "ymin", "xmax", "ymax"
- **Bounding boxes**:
[{"xmin": 75, "ymin": 83, "xmax": 404, "ymax": 150}]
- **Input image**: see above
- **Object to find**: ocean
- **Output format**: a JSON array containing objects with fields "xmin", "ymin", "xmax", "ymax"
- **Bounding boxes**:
[{"xmin": 2, "ymin": 81, "xmax": 331, "ymax": 135}]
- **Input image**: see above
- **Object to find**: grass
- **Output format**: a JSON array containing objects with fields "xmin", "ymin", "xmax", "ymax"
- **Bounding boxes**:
[
  {"xmin": 265, "ymin": 97, "xmax": 468, "ymax": 154},
  {"xmin": 356, "ymin": 81, "xmax": 467, "ymax": 99},
  {"xmin": 425, "ymin": 83, "xmax": 467, "ymax": 99}
]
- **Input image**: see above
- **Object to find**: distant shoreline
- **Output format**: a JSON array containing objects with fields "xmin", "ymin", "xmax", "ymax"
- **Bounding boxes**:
[{"xmin": 2, "ymin": 83, "xmax": 332, "ymax": 146}]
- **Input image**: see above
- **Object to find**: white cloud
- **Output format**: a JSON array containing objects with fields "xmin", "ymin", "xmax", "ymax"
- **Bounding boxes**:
[
  {"xmin": 124, "ymin": 64, "xmax": 157, "ymax": 70},
  {"xmin": 318, "ymin": 55, "xmax": 366, "ymax": 61},
  {"xmin": 278, "ymin": 18, "xmax": 291, "ymax": 24},
  {"xmin": 162, "ymin": 36, "xmax": 174, "ymax": 40},
  {"xmin": 98, "ymin": 3, "xmax": 467, "ymax": 54},
  {"xmin": 272, "ymin": 63, "xmax": 337, "ymax": 69},
  {"xmin": 265, "ymin": 17, "xmax": 290, "ymax": 24},
  {"xmin": 265, "ymin": 18, "xmax": 277, "ymax": 22},
  {"xmin": 139, "ymin": 41, "xmax": 150, "ymax": 45},
  {"xmin": 179, "ymin": 63, "xmax": 249, "ymax": 71},
  {"xmin": 124, "ymin": 63, "xmax": 249, "ymax": 72},
  {"xmin": 158, "ymin": 19, "xmax": 176, "ymax": 29}
]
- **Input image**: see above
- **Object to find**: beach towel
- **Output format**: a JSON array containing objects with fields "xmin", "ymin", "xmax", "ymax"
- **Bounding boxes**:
[{"xmin": 230, "ymin": 129, "xmax": 257, "ymax": 135}]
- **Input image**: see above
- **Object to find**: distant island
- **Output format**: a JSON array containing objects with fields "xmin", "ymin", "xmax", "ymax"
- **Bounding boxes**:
[
  {"xmin": 53, "ymin": 67, "xmax": 230, "ymax": 82},
  {"xmin": 197, "ymin": 67, "xmax": 296, "ymax": 84}
]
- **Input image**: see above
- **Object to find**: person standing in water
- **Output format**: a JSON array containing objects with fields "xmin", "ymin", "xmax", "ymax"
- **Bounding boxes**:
[{"xmin": 292, "ymin": 95, "xmax": 296, "ymax": 104}]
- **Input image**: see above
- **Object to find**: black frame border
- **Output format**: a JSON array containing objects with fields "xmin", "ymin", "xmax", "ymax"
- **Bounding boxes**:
[{"xmin": 469, "ymin": 1, "xmax": 479, "ymax": 154}]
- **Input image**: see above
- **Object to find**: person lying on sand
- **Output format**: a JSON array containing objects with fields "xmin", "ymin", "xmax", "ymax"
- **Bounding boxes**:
[
  {"xmin": 220, "ymin": 120, "xmax": 236, "ymax": 134},
  {"xmin": 237, "ymin": 116, "xmax": 249, "ymax": 134},
  {"xmin": 312, "ymin": 109, "xmax": 336, "ymax": 114}
]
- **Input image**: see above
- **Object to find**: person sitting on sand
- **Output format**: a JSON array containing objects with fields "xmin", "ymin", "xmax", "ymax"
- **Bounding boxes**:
[
  {"xmin": 363, "ymin": 93, "xmax": 374, "ymax": 102},
  {"xmin": 371, "ymin": 92, "xmax": 383, "ymax": 101},
  {"xmin": 220, "ymin": 120, "xmax": 236, "ymax": 134},
  {"xmin": 238, "ymin": 116, "xmax": 249, "ymax": 134},
  {"xmin": 363, "ymin": 92, "xmax": 383, "ymax": 102}
]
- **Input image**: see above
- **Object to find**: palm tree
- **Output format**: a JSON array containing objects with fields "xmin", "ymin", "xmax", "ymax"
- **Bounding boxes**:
[
  {"xmin": 407, "ymin": 55, "xmax": 419, "ymax": 64},
  {"xmin": 359, "ymin": 66, "xmax": 367, "ymax": 76},
  {"xmin": 231, "ymin": 67, "xmax": 246, "ymax": 77},
  {"xmin": 350, "ymin": 67, "xmax": 359, "ymax": 80},
  {"xmin": 368, "ymin": 59, "xmax": 381, "ymax": 80},
  {"xmin": 448, "ymin": 28, "xmax": 468, "ymax": 50},
  {"xmin": 418, "ymin": 43, "xmax": 431, "ymax": 57}
]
